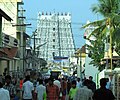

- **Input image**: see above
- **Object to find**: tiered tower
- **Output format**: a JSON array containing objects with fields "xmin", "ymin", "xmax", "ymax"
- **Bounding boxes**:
[{"xmin": 36, "ymin": 12, "xmax": 75, "ymax": 67}]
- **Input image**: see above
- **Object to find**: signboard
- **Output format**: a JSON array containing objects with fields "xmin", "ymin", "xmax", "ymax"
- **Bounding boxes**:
[{"xmin": 53, "ymin": 56, "xmax": 68, "ymax": 62}]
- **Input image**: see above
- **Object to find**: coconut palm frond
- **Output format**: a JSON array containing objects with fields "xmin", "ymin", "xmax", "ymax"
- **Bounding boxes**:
[
  {"xmin": 81, "ymin": 19, "xmax": 106, "ymax": 29},
  {"xmin": 91, "ymin": 4, "xmax": 99, "ymax": 14},
  {"xmin": 112, "ymin": 14, "xmax": 120, "ymax": 27},
  {"xmin": 101, "ymin": 26, "xmax": 108, "ymax": 36},
  {"xmin": 87, "ymin": 24, "xmax": 106, "ymax": 39},
  {"xmin": 110, "ymin": 26, "xmax": 115, "ymax": 37},
  {"xmin": 112, "ymin": 28, "xmax": 120, "ymax": 42},
  {"xmin": 92, "ymin": 0, "xmax": 120, "ymax": 17},
  {"xmin": 83, "ymin": 0, "xmax": 120, "ymax": 71}
]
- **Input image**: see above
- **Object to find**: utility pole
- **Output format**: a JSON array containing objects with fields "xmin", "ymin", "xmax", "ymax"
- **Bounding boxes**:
[
  {"xmin": 75, "ymin": 49, "xmax": 82, "ymax": 79},
  {"xmin": 33, "ymin": 29, "xmax": 37, "ymax": 54},
  {"xmin": 79, "ymin": 50, "xmax": 82, "ymax": 80},
  {"xmin": 33, "ymin": 29, "xmax": 37, "ymax": 69},
  {"xmin": 105, "ymin": 24, "xmax": 109, "ymax": 69},
  {"xmin": 18, "ymin": 8, "xmax": 25, "ymax": 72},
  {"xmin": 106, "ymin": 18, "xmax": 112, "ymax": 70},
  {"xmin": 15, "ymin": 8, "xmax": 31, "ymax": 72},
  {"xmin": 109, "ymin": 18, "xmax": 113, "ymax": 71}
]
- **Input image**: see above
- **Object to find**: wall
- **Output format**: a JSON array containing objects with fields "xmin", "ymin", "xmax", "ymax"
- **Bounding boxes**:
[
  {"xmin": 84, "ymin": 20, "xmax": 99, "ymax": 81},
  {"xmin": 0, "ymin": 0, "xmax": 18, "ymax": 38},
  {"xmin": 0, "ymin": 0, "xmax": 22, "ymax": 75}
]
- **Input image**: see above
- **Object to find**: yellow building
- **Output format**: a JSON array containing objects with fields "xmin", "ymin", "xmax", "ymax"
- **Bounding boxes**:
[{"xmin": 70, "ymin": 45, "xmax": 86, "ymax": 78}]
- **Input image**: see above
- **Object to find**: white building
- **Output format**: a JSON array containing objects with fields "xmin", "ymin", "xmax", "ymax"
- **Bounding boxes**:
[
  {"xmin": 84, "ymin": 21, "xmax": 99, "ymax": 81},
  {"xmin": 36, "ymin": 12, "xmax": 75, "ymax": 68}
]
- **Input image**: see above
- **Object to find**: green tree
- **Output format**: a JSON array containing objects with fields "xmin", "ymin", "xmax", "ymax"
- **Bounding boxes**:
[
  {"xmin": 83, "ymin": 0, "xmax": 120, "ymax": 71},
  {"xmin": 86, "ymin": 31, "xmax": 105, "ymax": 71}
]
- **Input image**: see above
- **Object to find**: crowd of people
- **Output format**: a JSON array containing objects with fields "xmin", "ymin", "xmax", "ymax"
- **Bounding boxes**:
[{"xmin": 0, "ymin": 74, "xmax": 116, "ymax": 100}]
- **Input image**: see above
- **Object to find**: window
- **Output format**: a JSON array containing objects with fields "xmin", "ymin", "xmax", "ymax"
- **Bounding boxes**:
[
  {"xmin": 53, "ymin": 28, "xmax": 55, "ymax": 31},
  {"xmin": 14, "ymin": 39, "xmax": 18, "ymax": 46},
  {"xmin": 53, "ymin": 45, "xmax": 55, "ymax": 49},
  {"xmin": 53, "ymin": 39, "xmax": 55, "ymax": 42},
  {"xmin": 52, "ymin": 52, "xmax": 55, "ymax": 57},
  {"xmin": 4, "ymin": 34, "xmax": 9, "ymax": 43},
  {"xmin": 53, "ymin": 33, "xmax": 55, "ymax": 36}
]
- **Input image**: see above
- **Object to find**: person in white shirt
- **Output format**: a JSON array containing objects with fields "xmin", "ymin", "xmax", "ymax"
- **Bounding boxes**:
[
  {"xmin": 36, "ymin": 79, "xmax": 46, "ymax": 100},
  {"xmin": 0, "ymin": 81, "xmax": 10, "ymax": 100},
  {"xmin": 54, "ymin": 78, "xmax": 61, "ymax": 89},
  {"xmin": 76, "ymin": 78, "xmax": 83, "ymax": 88},
  {"xmin": 54, "ymin": 78, "xmax": 61, "ymax": 98},
  {"xmin": 74, "ymin": 79, "xmax": 93, "ymax": 100},
  {"xmin": 22, "ymin": 75, "xmax": 34, "ymax": 100}
]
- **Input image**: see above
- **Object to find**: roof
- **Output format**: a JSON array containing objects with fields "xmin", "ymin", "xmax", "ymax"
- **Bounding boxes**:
[
  {"xmin": 0, "ymin": 9, "xmax": 12, "ymax": 21},
  {"xmin": 102, "ymin": 56, "xmax": 120, "ymax": 61},
  {"xmin": 81, "ymin": 45, "xmax": 86, "ymax": 53},
  {"xmin": 76, "ymin": 45, "xmax": 86, "ymax": 54},
  {"xmin": 38, "ymin": 58, "xmax": 47, "ymax": 65}
]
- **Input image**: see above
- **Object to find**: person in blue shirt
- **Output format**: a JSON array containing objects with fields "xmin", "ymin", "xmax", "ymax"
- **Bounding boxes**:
[{"xmin": 106, "ymin": 78, "xmax": 111, "ymax": 89}]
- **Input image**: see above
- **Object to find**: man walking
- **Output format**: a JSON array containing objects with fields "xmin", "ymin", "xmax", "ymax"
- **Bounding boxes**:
[
  {"xmin": 74, "ymin": 79, "xmax": 93, "ymax": 100},
  {"xmin": 88, "ymin": 76, "xmax": 96, "ymax": 93},
  {"xmin": 36, "ymin": 79, "xmax": 46, "ymax": 100},
  {"xmin": 3, "ymin": 75, "xmax": 16, "ymax": 100},
  {"xmin": 93, "ymin": 78, "xmax": 115, "ymax": 100},
  {"xmin": 76, "ymin": 78, "xmax": 83, "ymax": 88},
  {"xmin": 0, "ymin": 80, "xmax": 10, "ymax": 100},
  {"xmin": 69, "ymin": 80, "xmax": 78, "ymax": 100},
  {"xmin": 46, "ymin": 77, "xmax": 59, "ymax": 100},
  {"xmin": 22, "ymin": 75, "xmax": 34, "ymax": 100}
]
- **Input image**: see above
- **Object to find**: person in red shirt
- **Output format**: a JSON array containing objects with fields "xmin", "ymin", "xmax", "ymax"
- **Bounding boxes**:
[
  {"xmin": 19, "ymin": 77, "xmax": 23, "ymax": 89},
  {"xmin": 46, "ymin": 77, "xmax": 59, "ymax": 100}
]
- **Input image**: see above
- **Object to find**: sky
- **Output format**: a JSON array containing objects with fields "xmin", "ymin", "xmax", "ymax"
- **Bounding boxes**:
[{"xmin": 23, "ymin": 0, "xmax": 99, "ymax": 48}]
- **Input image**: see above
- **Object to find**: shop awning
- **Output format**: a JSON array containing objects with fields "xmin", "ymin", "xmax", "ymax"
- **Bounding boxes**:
[
  {"xmin": 0, "ymin": 47, "xmax": 18, "ymax": 59},
  {"xmin": 0, "ymin": 49, "xmax": 8, "ymax": 60},
  {"xmin": 0, "ymin": 9, "xmax": 12, "ymax": 21}
]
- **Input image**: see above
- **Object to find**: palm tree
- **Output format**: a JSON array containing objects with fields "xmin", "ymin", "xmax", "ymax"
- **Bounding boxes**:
[
  {"xmin": 86, "ymin": 35, "xmax": 105, "ymax": 71},
  {"xmin": 92, "ymin": 0, "xmax": 120, "ymax": 52},
  {"xmin": 82, "ymin": 0, "xmax": 120, "ymax": 70},
  {"xmin": 84, "ymin": 0, "xmax": 120, "ymax": 39}
]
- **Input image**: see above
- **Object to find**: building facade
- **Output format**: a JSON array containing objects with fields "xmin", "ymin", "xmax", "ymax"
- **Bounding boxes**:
[
  {"xmin": 0, "ymin": 0, "xmax": 23, "ymax": 76},
  {"xmin": 84, "ymin": 21, "xmax": 99, "ymax": 81},
  {"xmin": 36, "ymin": 12, "xmax": 75, "ymax": 68},
  {"xmin": 70, "ymin": 46, "xmax": 86, "ymax": 78}
]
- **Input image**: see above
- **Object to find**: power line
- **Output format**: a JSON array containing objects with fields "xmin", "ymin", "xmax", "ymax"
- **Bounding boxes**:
[
  {"xmin": 36, "ymin": 47, "xmax": 76, "ymax": 49},
  {"xmin": 26, "ymin": 27, "xmax": 83, "ymax": 29},
  {"xmin": 2, "ymin": 25, "xmax": 83, "ymax": 30},
  {"xmin": 25, "ymin": 18, "xmax": 85, "ymax": 25},
  {"xmin": 3, "ymin": 22, "xmax": 84, "ymax": 29}
]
